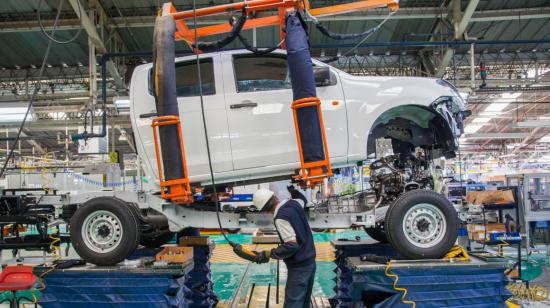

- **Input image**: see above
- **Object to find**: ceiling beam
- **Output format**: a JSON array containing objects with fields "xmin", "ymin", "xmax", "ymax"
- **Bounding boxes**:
[
  {"xmin": 465, "ymin": 132, "xmax": 531, "ymax": 139},
  {"xmin": 21, "ymin": 130, "xmax": 45, "ymax": 154},
  {"xmin": 67, "ymin": 0, "xmax": 126, "ymax": 91},
  {"xmin": 510, "ymin": 120, "xmax": 550, "ymax": 128},
  {"xmin": 435, "ymin": 0, "xmax": 480, "ymax": 78}
]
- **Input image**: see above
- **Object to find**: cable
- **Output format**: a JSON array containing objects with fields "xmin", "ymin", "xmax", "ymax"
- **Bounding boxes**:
[
  {"xmin": 304, "ymin": 6, "xmax": 384, "ymax": 41},
  {"xmin": 0, "ymin": 0, "xmax": 64, "ymax": 178},
  {"xmin": 191, "ymin": 13, "xmax": 247, "ymax": 52},
  {"xmin": 318, "ymin": 10, "xmax": 395, "ymax": 63},
  {"xmin": 237, "ymin": 33, "xmax": 283, "ymax": 55},
  {"xmin": 384, "ymin": 260, "xmax": 416, "ymax": 308},
  {"xmin": 23, "ymin": 232, "xmax": 62, "ymax": 307},
  {"xmin": 37, "ymin": 0, "xmax": 84, "ymax": 45},
  {"xmin": 191, "ymin": 0, "xmax": 233, "ymax": 246}
]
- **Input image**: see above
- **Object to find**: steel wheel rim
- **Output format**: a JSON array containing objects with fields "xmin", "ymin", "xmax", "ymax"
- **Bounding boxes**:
[
  {"xmin": 81, "ymin": 210, "xmax": 123, "ymax": 253},
  {"xmin": 402, "ymin": 203, "xmax": 446, "ymax": 248}
]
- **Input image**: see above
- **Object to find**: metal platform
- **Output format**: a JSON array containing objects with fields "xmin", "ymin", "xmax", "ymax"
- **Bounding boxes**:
[
  {"xmin": 331, "ymin": 239, "xmax": 512, "ymax": 307},
  {"xmin": 33, "ymin": 259, "xmax": 194, "ymax": 275},
  {"xmin": 348, "ymin": 254, "xmax": 507, "ymax": 271},
  {"xmin": 28, "ymin": 247, "xmax": 200, "ymax": 308}
]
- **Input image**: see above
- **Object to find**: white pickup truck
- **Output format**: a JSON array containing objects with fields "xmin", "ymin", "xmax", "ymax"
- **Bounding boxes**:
[
  {"xmin": 131, "ymin": 49, "xmax": 465, "ymax": 186},
  {"xmin": 64, "ymin": 49, "xmax": 467, "ymax": 265}
]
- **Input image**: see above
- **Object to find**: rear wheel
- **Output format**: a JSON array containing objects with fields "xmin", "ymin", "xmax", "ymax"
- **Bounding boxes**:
[
  {"xmin": 70, "ymin": 197, "xmax": 141, "ymax": 266},
  {"xmin": 385, "ymin": 190, "xmax": 458, "ymax": 259}
]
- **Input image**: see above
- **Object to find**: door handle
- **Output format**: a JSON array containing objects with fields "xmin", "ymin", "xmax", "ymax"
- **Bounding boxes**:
[
  {"xmin": 139, "ymin": 112, "xmax": 158, "ymax": 118},
  {"xmin": 230, "ymin": 102, "xmax": 258, "ymax": 109}
]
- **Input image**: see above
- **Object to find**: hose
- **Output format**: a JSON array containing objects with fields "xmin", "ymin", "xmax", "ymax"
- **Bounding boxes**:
[
  {"xmin": 314, "ymin": 23, "xmax": 377, "ymax": 40},
  {"xmin": 315, "ymin": 10, "xmax": 396, "ymax": 63},
  {"xmin": 191, "ymin": 0, "xmax": 234, "ymax": 247},
  {"xmin": 306, "ymin": 8, "xmax": 381, "ymax": 41},
  {"xmin": 37, "ymin": 0, "xmax": 84, "ymax": 44},
  {"xmin": 237, "ymin": 33, "xmax": 283, "ymax": 55},
  {"xmin": 384, "ymin": 260, "xmax": 416, "ymax": 308},
  {"xmin": 192, "ymin": 13, "xmax": 247, "ymax": 52},
  {"xmin": 23, "ymin": 231, "xmax": 62, "ymax": 307}
]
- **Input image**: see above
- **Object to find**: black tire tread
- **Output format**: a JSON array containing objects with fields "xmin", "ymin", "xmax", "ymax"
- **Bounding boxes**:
[
  {"xmin": 385, "ymin": 189, "xmax": 458, "ymax": 259},
  {"xmin": 70, "ymin": 197, "xmax": 141, "ymax": 266}
]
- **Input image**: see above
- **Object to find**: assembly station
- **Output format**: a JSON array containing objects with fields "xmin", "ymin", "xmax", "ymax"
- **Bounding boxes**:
[{"xmin": 0, "ymin": 0, "xmax": 549, "ymax": 307}]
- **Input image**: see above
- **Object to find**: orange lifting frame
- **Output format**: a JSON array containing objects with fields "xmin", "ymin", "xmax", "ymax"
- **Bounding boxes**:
[
  {"xmin": 161, "ymin": 0, "xmax": 399, "ymax": 49},
  {"xmin": 291, "ymin": 97, "xmax": 333, "ymax": 188},
  {"xmin": 151, "ymin": 115, "xmax": 193, "ymax": 204},
  {"xmin": 158, "ymin": 0, "xmax": 398, "ymax": 187}
]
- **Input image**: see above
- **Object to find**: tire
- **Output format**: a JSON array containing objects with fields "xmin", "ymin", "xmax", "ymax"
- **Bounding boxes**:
[
  {"xmin": 70, "ymin": 197, "xmax": 141, "ymax": 266},
  {"xmin": 385, "ymin": 189, "xmax": 458, "ymax": 259},
  {"xmin": 364, "ymin": 224, "xmax": 388, "ymax": 243},
  {"xmin": 140, "ymin": 229, "xmax": 175, "ymax": 248}
]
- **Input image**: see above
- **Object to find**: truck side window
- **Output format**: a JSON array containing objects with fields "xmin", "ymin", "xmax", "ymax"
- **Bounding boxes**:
[
  {"xmin": 148, "ymin": 58, "xmax": 215, "ymax": 97},
  {"xmin": 233, "ymin": 55, "xmax": 291, "ymax": 92}
]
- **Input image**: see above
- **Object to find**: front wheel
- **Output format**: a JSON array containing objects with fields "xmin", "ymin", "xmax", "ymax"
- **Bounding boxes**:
[
  {"xmin": 385, "ymin": 190, "xmax": 458, "ymax": 259},
  {"xmin": 70, "ymin": 197, "xmax": 141, "ymax": 266}
]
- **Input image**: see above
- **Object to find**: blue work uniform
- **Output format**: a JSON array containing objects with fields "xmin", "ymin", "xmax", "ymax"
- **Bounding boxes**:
[{"xmin": 271, "ymin": 199, "xmax": 316, "ymax": 308}]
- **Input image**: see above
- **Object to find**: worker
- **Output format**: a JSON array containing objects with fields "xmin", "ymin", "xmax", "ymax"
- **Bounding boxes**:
[{"xmin": 236, "ymin": 188, "xmax": 316, "ymax": 308}]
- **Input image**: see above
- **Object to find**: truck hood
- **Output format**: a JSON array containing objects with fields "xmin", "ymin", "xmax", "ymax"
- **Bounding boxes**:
[{"xmin": 338, "ymin": 73, "xmax": 465, "ymax": 108}]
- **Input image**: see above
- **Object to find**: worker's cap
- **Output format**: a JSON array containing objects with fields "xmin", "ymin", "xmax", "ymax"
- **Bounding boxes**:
[{"xmin": 253, "ymin": 189, "xmax": 275, "ymax": 211}]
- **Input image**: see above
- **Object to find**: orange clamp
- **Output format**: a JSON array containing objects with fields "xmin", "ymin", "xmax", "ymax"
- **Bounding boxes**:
[
  {"xmin": 291, "ymin": 97, "xmax": 333, "ymax": 188},
  {"xmin": 151, "ymin": 115, "xmax": 193, "ymax": 205}
]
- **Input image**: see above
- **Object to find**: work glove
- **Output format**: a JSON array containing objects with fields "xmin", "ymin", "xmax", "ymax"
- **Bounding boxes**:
[
  {"xmin": 232, "ymin": 244, "xmax": 271, "ymax": 263},
  {"xmin": 254, "ymin": 250, "xmax": 271, "ymax": 264}
]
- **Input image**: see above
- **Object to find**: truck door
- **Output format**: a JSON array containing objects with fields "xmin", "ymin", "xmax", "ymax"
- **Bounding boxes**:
[
  {"xmin": 132, "ymin": 54, "xmax": 233, "ymax": 183},
  {"xmin": 222, "ymin": 52, "xmax": 347, "ymax": 171}
]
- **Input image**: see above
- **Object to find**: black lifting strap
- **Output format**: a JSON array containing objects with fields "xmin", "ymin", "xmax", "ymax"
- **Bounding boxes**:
[{"xmin": 192, "ymin": 13, "xmax": 247, "ymax": 52}]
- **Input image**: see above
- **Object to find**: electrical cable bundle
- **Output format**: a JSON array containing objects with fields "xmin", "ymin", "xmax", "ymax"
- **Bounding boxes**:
[
  {"xmin": 306, "ymin": 9, "xmax": 396, "ymax": 63},
  {"xmin": 192, "ymin": 13, "xmax": 247, "ymax": 52}
]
